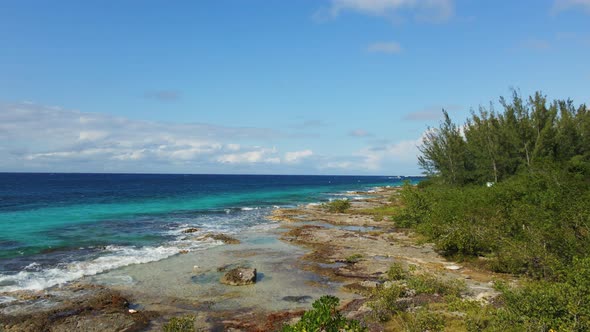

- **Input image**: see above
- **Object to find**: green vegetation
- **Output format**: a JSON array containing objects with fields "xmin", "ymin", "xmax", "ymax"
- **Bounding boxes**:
[
  {"xmin": 391, "ymin": 91, "xmax": 590, "ymax": 330},
  {"xmin": 162, "ymin": 315, "xmax": 195, "ymax": 332},
  {"xmin": 323, "ymin": 199, "xmax": 351, "ymax": 213},
  {"xmin": 368, "ymin": 263, "xmax": 466, "ymax": 323},
  {"xmin": 418, "ymin": 91, "xmax": 590, "ymax": 186},
  {"xmin": 356, "ymin": 205, "xmax": 399, "ymax": 221},
  {"xmin": 281, "ymin": 295, "xmax": 366, "ymax": 332},
  {"xmin": 345, "ymin": 253, "xmax": 363, "ymax": 263}
]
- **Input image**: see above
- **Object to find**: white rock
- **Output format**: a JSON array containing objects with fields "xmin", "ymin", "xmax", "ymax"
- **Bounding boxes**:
[{"xmin": 445, "ymin": 265, "xmax": 462, "ymax": 270}]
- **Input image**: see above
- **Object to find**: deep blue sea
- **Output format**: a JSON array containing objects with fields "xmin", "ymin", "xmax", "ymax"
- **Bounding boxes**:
[{"xmin": 0, "ymin": 173, "xmax": 420, "ymax": 292}]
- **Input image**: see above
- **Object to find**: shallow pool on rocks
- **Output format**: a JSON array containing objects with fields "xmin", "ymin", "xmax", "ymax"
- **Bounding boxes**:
[{"xmin": 84, "ymin": 226, "xmax": 359, "ymax": 313}]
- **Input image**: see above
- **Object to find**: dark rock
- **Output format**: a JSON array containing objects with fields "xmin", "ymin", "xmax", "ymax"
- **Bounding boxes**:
[
  {"xmin": 0, "ymin": 286, "xmax": 153, "ymax": 332},
  {"xmin": 220, "ymin": 267, "xmax": 257, "ymax": 286},
  {"xmin": 281, "ymin": 296, "xmax": 313, "ymax": 303},
  {"xmin": 182, "ymin": 228, "xmax": 200, "ymax": 234},
  {"xmin": 203, "ymin": 233, "xmax": 240, "ymax": 244}
]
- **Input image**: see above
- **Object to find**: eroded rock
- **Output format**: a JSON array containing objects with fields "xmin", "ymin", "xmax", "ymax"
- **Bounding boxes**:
[{"xmin": 220, "ymin": 267, "xmax": 257, "ymax": 286}]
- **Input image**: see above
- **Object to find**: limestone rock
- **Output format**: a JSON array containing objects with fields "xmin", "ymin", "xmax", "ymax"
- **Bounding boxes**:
[{"xmin": 220, "ymin": 267, "xmax": 257, "ymax": 286}]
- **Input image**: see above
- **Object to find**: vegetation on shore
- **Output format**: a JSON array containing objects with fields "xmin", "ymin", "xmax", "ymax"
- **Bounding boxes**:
[
  {"xmin": 391, "ymin": 91, "xmax": 590, "ymax": 330},
  {"xmin": 323, "ymin": 199, "xmax": 351, "ymax": 213},
  {"xmin": 281, "ymin": 295, "xmax": 366, "ymax": 332}
]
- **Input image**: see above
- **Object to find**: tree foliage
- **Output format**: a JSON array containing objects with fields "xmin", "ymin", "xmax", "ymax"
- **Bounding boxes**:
[
  {"xmin": 419, "ymin": 91, "xmax": 590, "ymax": 185},
  {"xmin": 394, "ymin": 91, "xmax": 590, "ymax": 330}
]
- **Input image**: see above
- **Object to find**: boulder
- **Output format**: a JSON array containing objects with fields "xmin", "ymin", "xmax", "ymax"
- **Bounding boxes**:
[{"xmin": 220, "ymin": 267, "xmax": 257, "ymax": 286}]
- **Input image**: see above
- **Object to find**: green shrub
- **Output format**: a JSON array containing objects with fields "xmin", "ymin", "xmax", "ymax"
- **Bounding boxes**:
[
  {"xmin": 386, "ymin": 262, "xmax": 407, "ymax": 281},
  {"xmin": 406, "ymin": 273, "xmax": 465, "ymax": 297},
  {"xmin": 368, "ymin": 283, "xmax": 405, "ymax": 322},
  {"xmin": 162, "ymin": 315, "xmax": 195, "ymax": 332},
  {"xmin": 345, "ymin": 253, "xmax": 363, "ymax": 264},
  {"xmin": 324, "ymin": 199, "xmax": 351, "ymax": 213},
  {"xmin": 411, "ymin": 308, "xmax": 446, "ymax": 332},
  {"xmin": 282, "ymin": 295, "xmax": 366, "ymax": 332}
]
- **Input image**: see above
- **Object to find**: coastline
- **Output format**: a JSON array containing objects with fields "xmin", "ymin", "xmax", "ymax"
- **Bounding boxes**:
[{"xmin": 0, "ymin": 185, "xmax": 499, "ymax": 331}]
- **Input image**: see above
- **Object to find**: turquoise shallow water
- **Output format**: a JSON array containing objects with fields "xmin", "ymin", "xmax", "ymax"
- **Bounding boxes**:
[{"xmin": 0, "ymin": 173, "xmax": 421, "ymax": 292}]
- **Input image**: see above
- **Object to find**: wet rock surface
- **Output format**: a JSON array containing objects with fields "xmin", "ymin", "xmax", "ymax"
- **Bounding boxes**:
[
  {"xmin": 281, "ymin": 295, "xmax": 313, "ymax": 303},
  {"xmin": 0, "ymin": 285, "xmax": 153, "ymax": 332},
  {"xmin": 200, "ymin": 233, "xmax": 241, "ymax": 244}
]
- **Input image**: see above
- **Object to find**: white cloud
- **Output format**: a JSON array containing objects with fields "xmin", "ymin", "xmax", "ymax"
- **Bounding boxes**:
[
  {"xmin": 553, "ymin": 0, "xmax": 590, "ymax": 13},
  {"xmin": 0, "ymin": 102, "xmax": 423, "ymax": 175},
  {"xmin": 79, "ymin": 130, "xmax": 109, "ymax": 141},
  {"xmin": 0, "ymin": 102, "xmax": 293, "ymax": 172},
  {"xmin": 284, "ymin": 149, "xmax": 314, "ymax": 163},
  {"xmin": 355, "ymin": 136, "xmax": 422, "ymax": 170},
  {"xmin": 349, "ymin": 129, "xmax": 372, "ymax": 137},
  {"xmin": 319, "ymin": 0, "xmax": 454, "ymax": 22},
  {"xmin": 367, "ymin": 41, "xmax": 403, "ymax": 54},
  {"xmin": 217, "ymin": 148, "xmax": 279, "ymax": 164}
]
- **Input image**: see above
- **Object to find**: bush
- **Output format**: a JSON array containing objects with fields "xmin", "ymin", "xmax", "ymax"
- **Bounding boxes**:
[
  {"xmin": 386, "ymin": 263, "xmax": 407, "ymax": 281},
  {"xmin": 409, "ymin": 308, "xmax": 446, "ymax": 332},
  {"xmin": 282, "ymin": 295, "xmax": 366, "ymax": 332},
  {"xmin": 368, "ymin": 283, "xmax": 405, "ymax": 322},
  {"xmin": 324, "ymin": 199, "xmax": 351, "ymax": 213},
  {"xmin": 162, "ymin": 315, "xmax": 195, "ymax": 332},
  {"xmin": 345, "ymin": 253, "xmax": 363, "ymax": 264},
  {"xmin": 406, "ymin": 273, "xmax": 465, "ymax": 297}
]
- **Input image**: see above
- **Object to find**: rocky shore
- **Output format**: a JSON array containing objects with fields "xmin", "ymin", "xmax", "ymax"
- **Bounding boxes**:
[{"xmin": 0, "ymin": 186, "xmax": 502, "ymax": 331}]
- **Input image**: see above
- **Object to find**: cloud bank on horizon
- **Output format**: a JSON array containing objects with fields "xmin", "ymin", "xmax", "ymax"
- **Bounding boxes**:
[{"xmin": 0, "ymin": 102, "xmax": 421, "ymax": 175}]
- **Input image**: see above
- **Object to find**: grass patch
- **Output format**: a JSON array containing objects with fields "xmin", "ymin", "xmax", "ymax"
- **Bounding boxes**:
[
  {"xmin": 356, "ymin": 205, "xmax": 399, "ymax": 221},
  {"xmin": 323, "ymin": 199, "xmax": 351, "ymax": 213},
  {"xmin": 162, "ymin": 315, "xmax": 195, "ymax": 332},
  {"xmin": 345, "ymin": 253, "xmax": 363, "ymax": 264}
]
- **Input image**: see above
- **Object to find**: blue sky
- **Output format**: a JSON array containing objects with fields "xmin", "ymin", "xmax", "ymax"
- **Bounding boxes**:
[{"xmin": 0, "ymin": 0, "xmax": 589, "ymax": 175}]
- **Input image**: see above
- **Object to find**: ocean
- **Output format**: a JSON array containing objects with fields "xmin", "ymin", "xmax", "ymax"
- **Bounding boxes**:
[{"xmin": 0, "ymin": 173, "xmax": 420, "ymax": 293}]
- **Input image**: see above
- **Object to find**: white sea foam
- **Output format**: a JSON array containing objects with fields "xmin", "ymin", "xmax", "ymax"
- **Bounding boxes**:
[
  {"xmin": 0, "ymin": 245, "xmax": 182, "ymax": 293},
  {"xmin": 249, "ymin": 223, "xmax": 281, "ymax": 231},
  {"xmin": 0, "ymin": 296, "xmax": 16, "ymax": 304},
  {"xmin": 240, "ymin": 207, "xmax": 259, "ymax": 211}
]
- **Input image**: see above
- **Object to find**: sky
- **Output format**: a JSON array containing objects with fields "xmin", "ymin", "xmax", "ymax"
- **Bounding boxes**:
[{"xmin": 0, "ymin": 0, "xmax": 589, "ymax": 175}]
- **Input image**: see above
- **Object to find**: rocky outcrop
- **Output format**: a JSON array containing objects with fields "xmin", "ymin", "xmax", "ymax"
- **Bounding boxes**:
[
  {"xmin": 220, "ymin": 267, "xmax": 257, "ymax": 286},
  {"xmin": 0, "ymin": 285, "xmax": 153, "ymax": 332},
  {"xmin": 202, "ymin": 233, "xmax": 240, "ymax": 244}
]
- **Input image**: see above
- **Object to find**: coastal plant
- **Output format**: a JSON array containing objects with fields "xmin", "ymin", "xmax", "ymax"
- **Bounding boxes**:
[
  {"xmin": 400, "ymin": 308, "xmax": 446, "ymax": 332},
  {"xmin": 281, "ymin": 295, "xmax": 366, "ymax": 332},
  {"xmin": 367, "ymin": 283, "xmax": 405, "ymax": 322},
  {"xmin": 162, "ymin": 315, "xmax": 196, "ymax": 332},
  {"xmin": 323, "ymin": 199, "xmax": 351, "ymax": 213},
  {"xmin": 406, "ymin": 273, "xmax": 466, "ymax": 297},
  {"xmin": 345, "ymin": 253, "xmax": 363, "ymax": 264},
  {"xmin": 386, "ymin": 262, "xmax": 407, "ymax": 281}
]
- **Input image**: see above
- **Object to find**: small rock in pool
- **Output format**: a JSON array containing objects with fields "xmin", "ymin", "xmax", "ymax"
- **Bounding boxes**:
[
  {"xmin": 282, "ymin": 296, "xmax": 313, "ymax": 303},
  {"xmin": 220, "ymin": 267, "xmax": 257, "ymax": 286}
]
